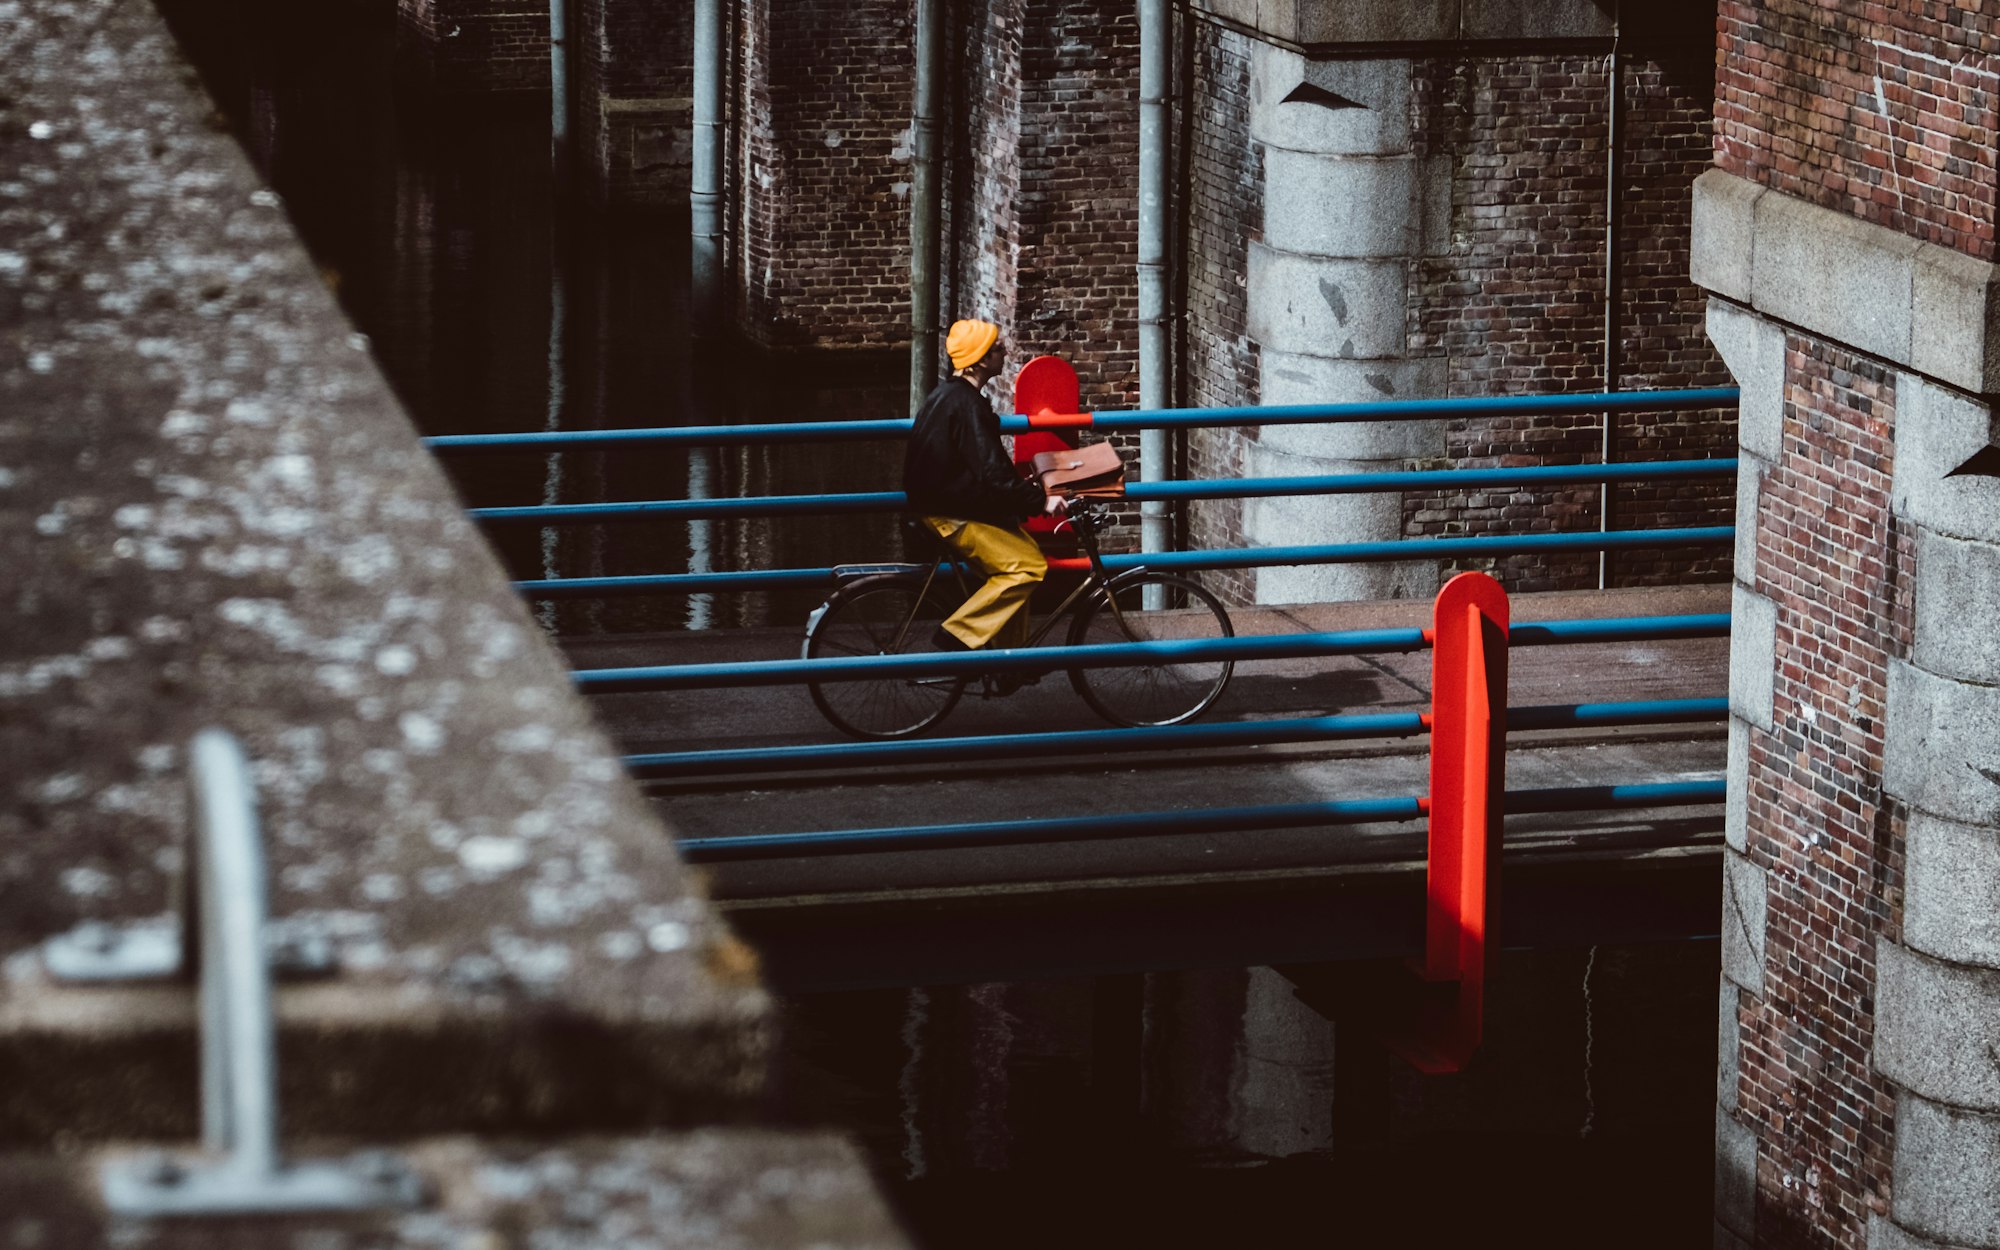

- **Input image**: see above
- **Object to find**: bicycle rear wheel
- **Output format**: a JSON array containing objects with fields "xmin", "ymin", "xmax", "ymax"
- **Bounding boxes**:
[
  {"xmin": 1067, "ymin": 572, "xmax": 1233, "ymax": 727},
  {"xmin": 805, "ymin": 575, "xmax": 966, "ymax": 738}
]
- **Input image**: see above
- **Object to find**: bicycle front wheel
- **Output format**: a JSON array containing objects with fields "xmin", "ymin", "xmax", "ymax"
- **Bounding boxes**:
[
  {"xmin": 1066, "ymin": 572, "xmax": 1234, "ymax": 727},
  {"xmin": 805, "ymin": 575, "xmax": 966, "ymax": 739}
]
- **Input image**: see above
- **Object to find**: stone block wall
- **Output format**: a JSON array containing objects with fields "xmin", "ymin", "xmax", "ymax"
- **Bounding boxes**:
[
  {"xmin": 397, "ymin": 0, "xmax": 551, "ymax": 94},
  {"xmin": 1696, "ymin": 5, "xmax": 2000, "ymax": 1238}
]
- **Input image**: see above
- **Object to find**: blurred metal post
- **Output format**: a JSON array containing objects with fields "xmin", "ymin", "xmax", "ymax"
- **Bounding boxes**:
[
  {"xmin": 909, "ymin": 0, "xmax": 942, "ymax": 413},
  {"xmin": 692, "ymin": 0, "xmax": 725, "ymax": 334},
  {"xmin": 1138, "ymin": 0, "xmax": 1171, "ymax": 605}
]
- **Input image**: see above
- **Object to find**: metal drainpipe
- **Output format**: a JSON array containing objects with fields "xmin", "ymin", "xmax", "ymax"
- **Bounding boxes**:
[
  {"xmin": 1138, "ymin": 0, "xmax": 1170, "ymax": 597},
  {"xmin": 549, "ymin": 0, "xmax": 569, "ymax": 177},
  {"xmin": 909, "ymin": 0, "xmax": 943, "ymax": 414},
  {"xmin": 1598, "ymin": 13, "xmax": 1622, "ymax": 589},
  {"xmin": 692, "ymin": 0, "xmax": 724, "ymax": 334}
]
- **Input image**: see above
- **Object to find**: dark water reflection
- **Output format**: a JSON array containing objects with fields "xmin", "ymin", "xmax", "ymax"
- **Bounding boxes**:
[{"xmin": 158, "ymin": 0, "xmax": 904, "ymax": 634}]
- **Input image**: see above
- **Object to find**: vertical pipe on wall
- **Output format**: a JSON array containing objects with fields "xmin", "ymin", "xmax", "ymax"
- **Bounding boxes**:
[
  {"xmin": 549, "ymin": 0, "xmax": 570, "ymax": 177},
  {"xmin": 692, "ymin": 0, "xmax": 725, "ymax": 336},
  {"xmin": 909, "ymin": 0, "xmax": 944, "ymax": 414},
  {"xmin": 1138, "ymin": 0, "xmax": 1171, "ymax": 584},
  {"xmin": 1598, "ymin": 13, "xmax": 1623, "ymax": 589}
]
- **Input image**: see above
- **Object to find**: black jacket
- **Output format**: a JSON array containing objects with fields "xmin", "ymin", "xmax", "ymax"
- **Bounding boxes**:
[{"xmin": 902, "ymin": 377, "xmax": 1044, "ymax": 526}]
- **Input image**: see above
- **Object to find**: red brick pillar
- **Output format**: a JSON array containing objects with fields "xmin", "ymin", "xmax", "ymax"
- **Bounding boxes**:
[{"xmin": 1696, "ymin": 8, "xmax": 2000, "ymax": 1248}]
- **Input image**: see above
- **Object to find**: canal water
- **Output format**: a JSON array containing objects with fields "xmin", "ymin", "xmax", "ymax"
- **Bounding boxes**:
[{"xmin": 158, "ymin": 4, "xmax": 1720, "ymax": 1244}]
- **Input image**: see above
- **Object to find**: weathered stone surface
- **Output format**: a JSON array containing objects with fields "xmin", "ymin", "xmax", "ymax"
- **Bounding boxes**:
[
  {"xmin": 1870, "ymin": 1212, "xmax": 1979, "ymax": 1250},
  {"xmin": 1731, "ymin": 456, "xmax": 1766, "ymax": 591},
  {"xmin": 1912, "ymin": 528, "xmax": 2000, "ymax": 689},
  {"xmin": 1263, "ymin": 150, "xmax": 1423, "ymax": 258},
  {"xmin": 1720, "ymin": 849, "xmax": 1766, "ymax": 995},
  {"xmin": 1288, "ymin": 0, "xmax": 1456, "ymax": 44},
  {"xmin": 1912, "ymin": 241, "xmax": 2000, "ymax": 396},
  {"xmin": 1905, "ymin": 810, "xmax": 2000, "ymax": 970},
  {"xmin": 0, "ymin": 1131, "xmax": 911, "ymax": 1249},
  {"xmin": 1717, "ymin": 1222, "xmax": 1755, "ymax": 1250},
  {"xmin": 1891, "ymin": 378, "xmax": 2000, "ymax": 546},
  {"xmin": 1717, "ymin": 974, "xmax": 1740, "ymax": 1111},
  {"xmin": 1725, "ymin": 715, "xmax": 1750, "ymax": 853},
  {"xmin": 1704, "ymin": 298, "xmax": 1784, "ymax": 464},
  {"xmin": 1255, "ymin": 354, "xmax": 1446, "ymax": 459},
  {"xmin": 0, "ymin": 0, "xmax": 765, "ymax": 1140},
  {"xmin": 1240, "ymin": 446, "xmax": 1436, "ymax": 603},
  {"xmin": 1691, "ymin": 169, "xmax": 1760, "ymax": 306},
  {"xmin": 1716, "ymin": 1102, "xmax": 1759, "ymax": 1241},
  {"xmin": 1728, "ymin": 585, "xmax": 1777, "ymax": 731},
  {"xmin": 1246, "ymin": 245, "xmax": 1408, "ymax": 360},
  {"xmin": 1248, "ymin": 44, "xmax": 1412, "ymax": 156},
  {"xmin": 1892, "ymin": 1093, "xmax": 2000, "ymax": 1249},
  {"xmin": 1752, "ymin": 184, "xmax": 1920, "ymax": 368},
  {"xmin": 1885, "ymin": 659, "xmax": 2000, "ymax": 827},
  {"xmin": 1459, "ymin": 0, "xmax": 1615, "ymax": 41},
  {"xmin": 1875, "ymin": 939, "xmax": 2000, "ymax": 1111}
]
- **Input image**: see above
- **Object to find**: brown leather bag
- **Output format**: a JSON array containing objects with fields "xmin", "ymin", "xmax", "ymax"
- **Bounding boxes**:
[{"xmin": 1030, "ymin": 442, "xmax": 1126, "ymax": 498}]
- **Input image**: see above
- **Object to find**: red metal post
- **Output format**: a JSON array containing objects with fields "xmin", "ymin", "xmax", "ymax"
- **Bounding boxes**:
[{"xmin": 1400, "ymin": 571, "xmax": 1508, "ymax": 1072}]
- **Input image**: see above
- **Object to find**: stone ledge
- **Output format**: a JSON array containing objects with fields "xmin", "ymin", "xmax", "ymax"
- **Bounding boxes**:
[
  {"xmin": 1692, "ymin": 169, "xmax": 2000, "ymax": 395},
  {"xmin": 1870, "ymin": 1213, "xmax": 1983, "ymax": 1250},
  {"xmin": 1892, "ymin": 376, "xmax": 2000, "ymax": 547},
  {"xmin": 1727, "ymin": 585, "xmax": 1776, "ymax": 731},
  {"xmin": 0, "ymin": 1131, "xmax": 911, "ymax": 1250}
]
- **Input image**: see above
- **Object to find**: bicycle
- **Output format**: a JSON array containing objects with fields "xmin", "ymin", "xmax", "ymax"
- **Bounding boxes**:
[{"xmin": 802, "ymin": 500, "xmax": 1235, "ymax": 738}]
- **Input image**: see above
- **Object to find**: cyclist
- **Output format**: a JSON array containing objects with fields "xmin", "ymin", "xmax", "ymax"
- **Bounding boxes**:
[{"xmin": 902, "ymin": 319, "xmax": 1067, "ymax": 668}]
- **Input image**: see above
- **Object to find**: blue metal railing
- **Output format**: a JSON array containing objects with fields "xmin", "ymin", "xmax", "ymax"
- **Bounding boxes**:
[
  {"xmin": 424, "ymin": 387, "xmax": 1740, "ymax": 452},
  {"xmin": 625, "ymin": 698, "xmax": 1727, "ymax": 779},
  {"xmin": 675, "ymin": 779, "xmax": 1728, "ymax": 863},
  {"xmin": 575, "ymin": 614, "xmax": 1728, "ymax": 694},
  {"xmin": 469, "ymin": 459, "xmax": 1737, "ymax": 526},
  {"xmin": 528, "ymin": 527, "xmax": 1734, "ymax": 600}
]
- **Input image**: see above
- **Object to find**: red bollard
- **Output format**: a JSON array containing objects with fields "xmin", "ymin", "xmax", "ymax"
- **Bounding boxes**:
[{"xmin": 1391, "ymin": 571, "xmax": 1509, "ymax": 1074}]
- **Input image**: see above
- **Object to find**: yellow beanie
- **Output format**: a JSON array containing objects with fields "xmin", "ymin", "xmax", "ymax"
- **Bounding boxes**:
[{"xmin": 946, "ymin": 319, "xmax": 1000, "ymax": 371}]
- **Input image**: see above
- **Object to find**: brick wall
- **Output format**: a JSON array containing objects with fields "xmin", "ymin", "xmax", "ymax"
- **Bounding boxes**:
[
  {"xmin": 397, "ymin": 0, "xmax": 549, "ymax": 94},
  {"xmin": 574, "ymin": 0, "xmax": 693, "ymax": 206},
  {"xmin": 1180, "ymin": 18, "xmax": 1259, "ymax": 603},
  {"xmin": 1732, "ymin": 335, "xmax": 1914, "ymax": 1249},
  {"xmin": 1405, "ymin": 51, "xmax": 1731, "ymax": 592},
  {"xmin": 1715, "ymin": 1, "xmax": 2000, "ymax": 261},
  {"xmin": 1173, "ymin": 18, "xmax": 1729, "ymax": 602},
  {"xmin": 735, "ymin": 0, "xmax": 913, "ymax": 347}
]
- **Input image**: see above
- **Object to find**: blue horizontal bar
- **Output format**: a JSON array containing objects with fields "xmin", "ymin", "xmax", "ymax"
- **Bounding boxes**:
[
  {"xmin": 427, "ymin": 388, "xmax": 1740, "ymax": 453},
  {"xmin": 627, "ymin": 711, "xmax": 1431, "ymax": 778},
  {"xmin": 468, "ymin": 458, "xmax": 1739, "ymax": 526},
  {"xmin": 1509, "ymin": 614, "xmax": 1729, "ymax": 645},
  {"xmin": 676, "ymin": 795, "xmax": 1428, "ymax": 862},
  {"xmin": 520, "ymin": 526, "xmax": 1734, "ymax": 598},
  {"xmin": 1509, "ymin": 698, "xmax": 1727, "ymax": 729},
  {"xmin": 676, "ymin": 776, "xmax": 1727, "ymax": 862},
  {"xmin": 1506, "ymin": 779, "xmax": 1726, "ymax": 812},
  {"xmin": 578, "ymin": 627, "xmax": 1432, "ymax": 694},
  {"xmin": 427, "ymin": 418, "xmax": 913, "ymax": 451},
  {"xmin": 1079, "ymin": 387, "xmax": 1742, "ymax": 433},
  {"xmin": 626, "ymin": 698, "xmax": 1724, "ymax": 779}
]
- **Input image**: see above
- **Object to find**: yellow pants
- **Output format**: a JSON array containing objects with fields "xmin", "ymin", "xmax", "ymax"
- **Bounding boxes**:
[{"xmin": 924, "ymin": 516, "xmax": 1047, "ymax": 650}]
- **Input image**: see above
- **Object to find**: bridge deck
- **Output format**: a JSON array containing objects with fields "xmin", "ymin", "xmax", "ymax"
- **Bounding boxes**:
[{"xmin": 565, "ymin": 585, "xmax": 1730, "ymax": 987}]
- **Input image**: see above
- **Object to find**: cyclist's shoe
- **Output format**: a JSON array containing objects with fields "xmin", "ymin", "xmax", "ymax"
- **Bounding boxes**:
[
  {"xmin": 929, "ymin": 626, "xmax": 972, "ymax": 652},
  {"xmin": 988, "ymin": 672, "xmax": 1042, "ymax": 697}
]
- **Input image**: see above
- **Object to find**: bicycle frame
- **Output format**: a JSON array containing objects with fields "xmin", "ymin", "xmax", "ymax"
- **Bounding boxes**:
[{"xmin": 887, "ymin": 504, "xmax": 1148, "ymax": 654}]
